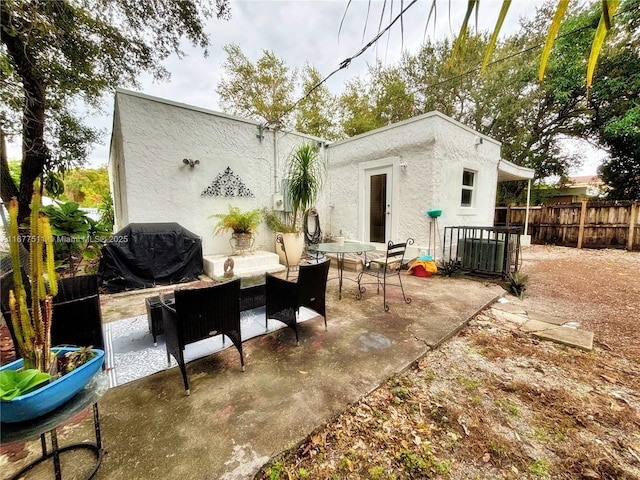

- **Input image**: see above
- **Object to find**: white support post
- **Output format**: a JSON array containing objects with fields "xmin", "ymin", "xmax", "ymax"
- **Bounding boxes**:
[
  {"xmin": 524, "ymin": 179, "xmax": 531, "ymax": 236},
  {"xmin": 520, "ymin": 179, "xmax": 532, "ymax": 247}
]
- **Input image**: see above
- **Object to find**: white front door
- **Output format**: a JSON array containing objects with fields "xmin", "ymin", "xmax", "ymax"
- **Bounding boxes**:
[{"xmin": 364, "ymin": 165, "xmax": 394, "ymax": 247}]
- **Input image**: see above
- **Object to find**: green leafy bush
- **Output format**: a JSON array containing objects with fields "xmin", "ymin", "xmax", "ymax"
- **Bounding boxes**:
[
  {"xmin": 41, "ymin": 200, "xmax": 111, "ymax": 275},
  {"xmin": 211, "ymin": 206, "xmax": 262, "ymax": 235}
]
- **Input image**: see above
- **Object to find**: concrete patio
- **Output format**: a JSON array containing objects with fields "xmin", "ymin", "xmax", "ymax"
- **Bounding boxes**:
[{"xmin": 1, "ymin": 267, "xmax": 506, "ymax": 479}]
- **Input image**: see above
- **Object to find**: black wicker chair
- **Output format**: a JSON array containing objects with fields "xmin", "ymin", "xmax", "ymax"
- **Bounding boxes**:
[
  {"xmin": 160, "ymin": 279, "xmax": 245, "ymax": 395},
  {"xmin": 265, "ymin": 259, "xmax": 330, "ymax": 345},
  {"xmin": 52, "ymin": 274, "xmax": 105, "ymax": 350},
  {"xmin": 356, "ymin": 238, "xmax": 414, "ymax": 311},
  {"xmin": 1, "ymin": 273, "xmax": 104, "ymax": 355}
]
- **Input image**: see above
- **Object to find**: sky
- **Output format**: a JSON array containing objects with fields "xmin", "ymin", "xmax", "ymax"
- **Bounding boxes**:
[{"xmin": 6, "ymin": 0, "xmax": 605, "ymax": 176}]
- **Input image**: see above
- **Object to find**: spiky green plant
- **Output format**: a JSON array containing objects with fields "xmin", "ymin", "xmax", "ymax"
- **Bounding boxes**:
[
  {"xmin": 437, "ymin": 258, "xmax": 461, "ymax": 277},
  {"xmin": 285, "ymin": 143, "xmax": 324, "ymax": 232},
  {"xmin": 261, "ymin": 208, "xmax": 297, "ymax": 234},
  {"xmin": 508, "ymin": 272, "xmax": 528, "ymax": 300},
  {"xmin": 7, "ymin": 179, "xmax": 58, "ymax": 372}
]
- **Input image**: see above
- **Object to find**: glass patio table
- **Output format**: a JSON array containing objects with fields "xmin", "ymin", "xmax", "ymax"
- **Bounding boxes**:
[{"xmin": 308, "ymin": 242, "xmax": 376, "ymax": 300}]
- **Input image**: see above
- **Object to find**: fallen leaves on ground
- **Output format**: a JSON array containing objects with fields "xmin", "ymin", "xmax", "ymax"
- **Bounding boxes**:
[{"xmin": 256, "ymin": 247, "xmax": 640, "ymax": 480}]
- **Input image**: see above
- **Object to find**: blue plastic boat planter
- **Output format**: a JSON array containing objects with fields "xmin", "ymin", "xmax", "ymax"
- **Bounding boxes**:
[{"xmin": 0, "ymin": 347, "xmax": 105, "ymax": 423}]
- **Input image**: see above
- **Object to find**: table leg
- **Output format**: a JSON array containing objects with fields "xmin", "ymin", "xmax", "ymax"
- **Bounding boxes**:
[
  {"xmin": 6, "ymin": 406, "xmax": 104, "ymax": 480},
  {"xmin": 93, "ymin": 403, "xmax": 102, "ymax": 450},
  {"xmin": 50, "ymin": 429, "xmax": 62, "ymax": 480},
  {"xmin": 337, "ymin": 252, "xmax": 344, "ymax": 300},
  {"xmin": 40, "ymin": 433, "xmax": 48, "ymax": 456}
]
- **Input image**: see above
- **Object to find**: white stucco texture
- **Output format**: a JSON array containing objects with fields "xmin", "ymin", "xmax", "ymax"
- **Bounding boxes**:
[
  {"xmin": 321, "ymin": 113, "xmax": 501, "ymax": 255},
  {"xmin": 109, "ymin": 90, "xmax": 318, "ymax": 255},
  {"xmin": 110, "ymin": 89, "xmax": 531, "ymax": 260}
]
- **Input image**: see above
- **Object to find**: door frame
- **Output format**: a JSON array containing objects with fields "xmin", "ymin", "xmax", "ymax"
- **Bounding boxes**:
[{"xmin": 358, "ymin": 157, "xmax": 401, "ymax": 249}]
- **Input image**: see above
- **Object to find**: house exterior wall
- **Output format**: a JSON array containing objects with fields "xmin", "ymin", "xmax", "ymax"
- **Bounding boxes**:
[
  {"xmin": 109, "ymin": 90, "xmax": 316, "ymax": 256},
  {"xmin": 320, "ymin": 113, "xmax": 501, "ymax": 256},
  {"xmin": 108, "ymin": 104, "xmax": 131, "ymax": 229},
  {"xmin": 110, "ymin": 91, "xmax": 503, "ymax": 260}
]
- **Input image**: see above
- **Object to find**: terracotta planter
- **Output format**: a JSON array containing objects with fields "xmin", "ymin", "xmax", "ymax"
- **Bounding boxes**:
[{"xmin": 0, "ymin": 347, "xmax": 105, "ymax": 423}]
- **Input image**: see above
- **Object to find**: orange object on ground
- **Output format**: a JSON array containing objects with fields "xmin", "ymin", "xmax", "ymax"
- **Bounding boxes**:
[{"xmin": 408, "ymin": 259, "xmax": 438, "ymax": 277}]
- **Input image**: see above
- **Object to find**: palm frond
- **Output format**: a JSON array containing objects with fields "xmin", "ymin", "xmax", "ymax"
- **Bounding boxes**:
[
  {"xmin": 538, "ymin": 0, "xmax": 570, "ymax": 81},
  {"xmin": 480, "ymin": 0, "xmax": 512, "ymax": 74},
  {"xmin": 449, "ymin": 0, "xmax": 478, "ymax": 69},
  {"xmin": 587, "ymin": 0, "xmax": 620, "ymax": 87}
]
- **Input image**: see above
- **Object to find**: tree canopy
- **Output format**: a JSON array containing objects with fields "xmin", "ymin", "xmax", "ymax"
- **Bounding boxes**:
[
  {"xmin": 59, "ymin": 167, "xmax": 110, "ymax": 208},
  {"xmin": 591, "ymin": 3, "xmax": 640, "ymax": 199},
  {"xmin": 217, "ymin": 43, "xmax": 296, "ymax": 129},
  {"xmin": 217, "ymin": 44, "xmax": 339, "ymax": 139},
  {"xmin": 336, "ymin": 0, "xmax": 638, "ymax": 200},
  {"xmin": 1, "ymin": 0, "xmax": 230, "ymax": 223}
]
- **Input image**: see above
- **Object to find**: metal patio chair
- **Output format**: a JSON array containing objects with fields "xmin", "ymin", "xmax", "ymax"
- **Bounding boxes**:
[
  {"xmin": 52, "ymin": 274, "xmax": 105, "ymax": 351},
  {"xmin": 356, "ymin": 238, "xmax": 414, "ymax": 311}
]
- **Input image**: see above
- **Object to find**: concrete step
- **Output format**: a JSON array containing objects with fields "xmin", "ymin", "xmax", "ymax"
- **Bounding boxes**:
[
  {"xmin": 522, "ymin": 319, "xmax": 594, "ymax": 351},
  {"xmin": 203, "ymin": 251, "xmax": 286, "ymax": 279},
  {"xmin": 490, "ymin": 300, "xmax": 594, "ymax": 351}
]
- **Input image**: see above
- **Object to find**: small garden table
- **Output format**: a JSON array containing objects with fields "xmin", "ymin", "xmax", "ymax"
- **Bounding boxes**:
[
  {"xmin": 1, "ymin": 372, "xmax": 109, "ymax": 480},
  {"xmin": 308, "ymin": 242, "xmax": 376, "ymax": 299}
]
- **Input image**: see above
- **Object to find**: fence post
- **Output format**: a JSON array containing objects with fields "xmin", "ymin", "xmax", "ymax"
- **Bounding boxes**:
[
  {"xmin": 577, "ymin": 200, "xmax": 588, "ymax": 249},
  {"xmin": 628, "ymin": 202, "xmax": 638, "ymax": 251}
]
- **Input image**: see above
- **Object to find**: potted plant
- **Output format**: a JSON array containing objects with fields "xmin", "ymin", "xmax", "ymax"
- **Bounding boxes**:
[
  {"xmin": 0, "ymin": 180, "xmax": 104, "ymax": 423},
  {"xmin": 261, "ymin": 208, "xmax": 299, "ymax": 265},
  {"xmin": 266, "ymin": 143, "xmax": 325, "ymax": 266},
  {"xmin": 211, "ymin": 206, "xmax": 262, "ymax": 255}
]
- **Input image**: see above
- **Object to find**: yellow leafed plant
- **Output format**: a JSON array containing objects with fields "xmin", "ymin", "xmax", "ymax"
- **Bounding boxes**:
[{"xmin": 6, "ymin": 179, "xmax": 58, "ymax": 373}]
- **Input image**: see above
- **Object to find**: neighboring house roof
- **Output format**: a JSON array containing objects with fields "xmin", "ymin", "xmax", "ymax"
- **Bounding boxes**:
[
  {"xmin": 568, "ymin": 175, "xmax": 602, "ymax": 185},
  {"xmin": 540, "ymin": 175, "xmax": 605, "ymax": 203},
  {"xmin": 564, "ymin": 175, "xmax": 604, "ymax": 199}
]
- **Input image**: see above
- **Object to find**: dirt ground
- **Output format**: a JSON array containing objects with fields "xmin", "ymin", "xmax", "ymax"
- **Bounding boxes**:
[{"xmin": 255, "ymin": 245, "xmax": 640, "ymax": 480}]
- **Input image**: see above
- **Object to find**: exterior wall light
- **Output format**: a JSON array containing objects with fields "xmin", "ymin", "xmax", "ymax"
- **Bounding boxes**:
[
  {"xmin": 399, "ymin": 161, "xmax": 408, "ymax": 170},
  {"xmin": 183, "ymin": 158, "xmax": 200, "ymax": 168}
]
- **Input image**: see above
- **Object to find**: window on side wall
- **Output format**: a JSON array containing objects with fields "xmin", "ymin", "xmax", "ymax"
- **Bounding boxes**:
[{"xmin": 461, "ymin": 169, "xmax": 475, "ymax": 207}]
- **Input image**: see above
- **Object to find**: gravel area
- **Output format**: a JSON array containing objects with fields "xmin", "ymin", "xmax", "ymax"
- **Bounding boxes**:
[{"xmin": 518, "ymin": 245, "xmax": 640, "ymax": 358}]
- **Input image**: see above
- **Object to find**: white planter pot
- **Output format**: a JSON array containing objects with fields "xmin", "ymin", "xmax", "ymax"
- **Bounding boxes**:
[{"xmin": 275, "ymin": 232, "xmax": 304, "ymax": 267}]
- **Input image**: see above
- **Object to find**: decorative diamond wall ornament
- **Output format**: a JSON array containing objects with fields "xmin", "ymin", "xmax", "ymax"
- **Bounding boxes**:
[{"xmin": 201, "ymin": 167, "xmax": 255, "ymax": 197}]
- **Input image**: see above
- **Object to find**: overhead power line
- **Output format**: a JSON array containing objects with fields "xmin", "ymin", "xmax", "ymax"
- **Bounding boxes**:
[
  {"xmin": 267, "ymin": 0, "xmax": 419, "ymax": 127},
  {"xmin": 273, "ymin": 1, "xmax": 632, "ymax": 129}
]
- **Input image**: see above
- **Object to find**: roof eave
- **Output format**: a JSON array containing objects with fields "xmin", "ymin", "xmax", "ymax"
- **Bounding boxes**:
[{"xmin": 498, "ymin": 159, "xmax": 535, "ymax": 182}]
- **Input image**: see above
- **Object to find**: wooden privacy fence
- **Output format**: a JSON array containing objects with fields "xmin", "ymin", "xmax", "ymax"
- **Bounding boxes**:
[{"xmin": 495, "ymin": 200, "xmax": 640, "ymax": 251}]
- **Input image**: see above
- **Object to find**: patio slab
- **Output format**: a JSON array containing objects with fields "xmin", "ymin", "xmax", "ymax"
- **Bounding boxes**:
[{"xmin": 1, "ymin": 270, "xmax": 504, "ymax": 479}]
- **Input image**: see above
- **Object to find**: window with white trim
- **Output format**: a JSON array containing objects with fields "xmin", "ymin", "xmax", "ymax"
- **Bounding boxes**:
[{"xmin": 461, "ymin": 169, "xmax": 475, "ymax": 207}]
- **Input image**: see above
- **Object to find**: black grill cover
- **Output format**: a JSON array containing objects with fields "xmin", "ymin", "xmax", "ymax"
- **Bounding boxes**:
[{"xmin": 98, "ymin": 223, "xmax": 203, "ymax": 293}]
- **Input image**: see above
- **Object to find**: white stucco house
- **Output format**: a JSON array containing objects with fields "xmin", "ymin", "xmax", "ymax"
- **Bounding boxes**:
[{"xmin": 109, "ymin": 88, "xmax": 533, "ymax": 264}]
